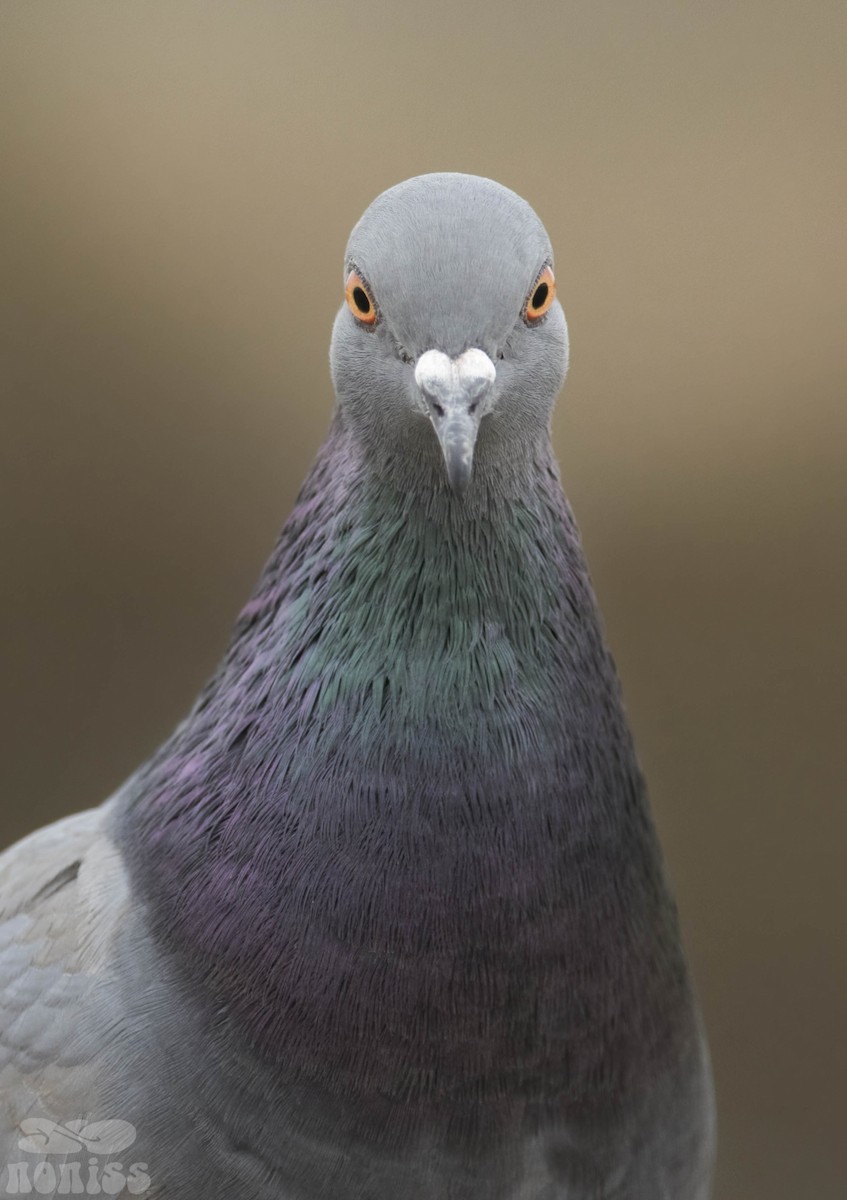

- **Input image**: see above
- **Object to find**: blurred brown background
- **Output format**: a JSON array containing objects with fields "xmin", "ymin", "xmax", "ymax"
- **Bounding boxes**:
[{"xmin": 1, "ymin": 2, "xmax": 845, "ymax": 1195}]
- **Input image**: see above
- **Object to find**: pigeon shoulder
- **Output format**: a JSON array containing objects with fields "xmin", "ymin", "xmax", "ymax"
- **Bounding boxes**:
[
  {"xmin": 0, "ymin": 805, "xmax": 117, "ymax": 916},
  {"xmin": 0, "ymin": 802, "xmax": 133, "ymax": 1150}
]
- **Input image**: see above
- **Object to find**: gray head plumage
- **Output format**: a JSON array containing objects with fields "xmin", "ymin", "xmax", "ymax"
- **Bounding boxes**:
[{"xmin": 330, "ymin": 173, "xmax": 569, "ymax": 494}]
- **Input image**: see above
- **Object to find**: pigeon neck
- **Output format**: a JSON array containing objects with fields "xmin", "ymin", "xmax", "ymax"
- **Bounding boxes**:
[
  {"xmin": 119, "ymin": 414, "xmax": 688, "ymax": 1116},
  {"xmin": 196, "ymin": 414, "xmax": 621, "ymax": 764}
]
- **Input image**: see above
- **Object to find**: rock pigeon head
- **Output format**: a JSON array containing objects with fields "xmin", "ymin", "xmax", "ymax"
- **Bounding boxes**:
[{"xmin": 330, "ymin": 173, "xmax": 569, "ymax": 494}]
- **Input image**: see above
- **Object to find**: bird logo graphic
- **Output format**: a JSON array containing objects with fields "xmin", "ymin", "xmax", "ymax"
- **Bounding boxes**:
[{"xmin": 17, "ymin": 1119, "xmax": 137, "ymax": 1156}]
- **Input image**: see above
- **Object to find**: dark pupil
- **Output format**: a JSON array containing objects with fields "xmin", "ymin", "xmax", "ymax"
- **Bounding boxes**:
[
  {"xmin": 531, "ymin": 282, "xmax": 548, "ymax": 310},
  {"xmin": 353, "ymin": 286, "xmax": 371, "ymax": 313}
]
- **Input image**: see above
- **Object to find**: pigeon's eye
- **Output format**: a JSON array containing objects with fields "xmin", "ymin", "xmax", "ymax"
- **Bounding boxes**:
[
  {"xmin": 524, "ymin": 265, "xmax": 556, "ymax": 323},
  {"xmin": 345, "ymin": 271, "xmax": 377, "ymax": 326}
]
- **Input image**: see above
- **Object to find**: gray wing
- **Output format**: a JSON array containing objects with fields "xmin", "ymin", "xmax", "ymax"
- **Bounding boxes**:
[{"xmin": 0, "ymin": 804, "xmax": 135, "ymax": 1172}]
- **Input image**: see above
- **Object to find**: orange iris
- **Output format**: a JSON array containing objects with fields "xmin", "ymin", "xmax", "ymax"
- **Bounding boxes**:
[
  {"xmin": 345, "ymin": 270, "xmax": 377, "ymax": 325},
  {"xmin": 525, "ymin": 265, "xmax": 556, "ymax": 322}
]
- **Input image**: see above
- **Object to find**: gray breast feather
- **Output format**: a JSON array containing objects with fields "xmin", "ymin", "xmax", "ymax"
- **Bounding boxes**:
[
  {"xmin": 0, "ymin": 808, "xmax": 715, "ymax": 1198},
  {"xmin": 0, "ymin": 807, "xmax": 132, "ymax": 1166}
]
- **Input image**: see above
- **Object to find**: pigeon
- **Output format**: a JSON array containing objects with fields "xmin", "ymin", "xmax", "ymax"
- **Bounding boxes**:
[{"xmin": 0, "ymin": 173, "xmax": 715, "ymax": 1199}]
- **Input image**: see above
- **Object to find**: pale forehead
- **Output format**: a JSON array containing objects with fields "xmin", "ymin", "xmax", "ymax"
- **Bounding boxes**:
[{"xmin": 347, "ymin": 174, "xmax": 550, "ymax": 275}]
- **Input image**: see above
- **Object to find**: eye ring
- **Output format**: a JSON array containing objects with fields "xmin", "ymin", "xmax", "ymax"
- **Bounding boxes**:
[
  {"xmin": 345, "ymin": 270, "xmax": 377, "ymax": 325},
  {"xmin": 524, "ymin": 264, "xmax": 556, "ymax": 324}
]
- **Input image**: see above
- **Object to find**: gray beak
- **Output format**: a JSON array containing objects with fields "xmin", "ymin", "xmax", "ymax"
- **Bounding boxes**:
[{"xmin": 414, "ymin": 349, "xmax": 497, "ymax": 494}]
